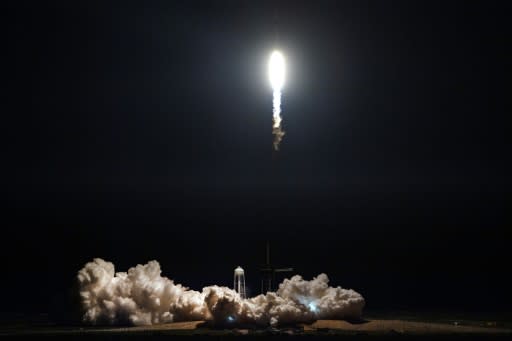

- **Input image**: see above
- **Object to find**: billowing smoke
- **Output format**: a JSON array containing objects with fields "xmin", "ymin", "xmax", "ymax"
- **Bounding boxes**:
[
  {"xmin": 78, "ymin": 259, "xmax": 365, "ymax": 327},
  {"xmin": 269, "ymin": 51, "xmax": 286, "ymax": 151}
]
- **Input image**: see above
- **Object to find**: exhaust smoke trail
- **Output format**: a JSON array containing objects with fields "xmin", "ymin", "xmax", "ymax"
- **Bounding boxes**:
[{"xmin": 269, "ymin": 51, "xmax": 286, "ymax": 151}]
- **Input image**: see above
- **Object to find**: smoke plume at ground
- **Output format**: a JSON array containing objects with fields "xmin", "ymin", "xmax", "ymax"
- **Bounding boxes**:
[{"xmin": 78, "ymin": 259, "xmax": 365, "ymax": 327}]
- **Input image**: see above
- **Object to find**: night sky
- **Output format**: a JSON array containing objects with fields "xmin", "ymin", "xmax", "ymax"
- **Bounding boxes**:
[{"xmin": 2, "ymin": 1, "xmax": 511, "ymax": 319}]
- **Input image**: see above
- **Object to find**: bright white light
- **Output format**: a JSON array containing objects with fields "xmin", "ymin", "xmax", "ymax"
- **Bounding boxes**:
[
  {"xmin": 308, "ymin": 302, "xmax": 317, "ymax": 312},
  {"xmin": 269, "ymin": 50, "xmax": 285, "ymax": 91},
  {"xmin": 227, "ymin": 316, "xmax": 235, "ymax": 322}
]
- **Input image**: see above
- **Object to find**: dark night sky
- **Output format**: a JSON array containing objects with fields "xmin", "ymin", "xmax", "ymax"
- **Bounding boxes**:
[{"xmin": 2, "ymin": 0, "xmax": 511, "ymax": 318}]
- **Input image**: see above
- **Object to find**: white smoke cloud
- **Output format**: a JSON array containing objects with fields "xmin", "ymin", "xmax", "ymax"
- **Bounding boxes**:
[{"xmin": 78, "ymin": 259, "xmax": 365, "ymax": 327}]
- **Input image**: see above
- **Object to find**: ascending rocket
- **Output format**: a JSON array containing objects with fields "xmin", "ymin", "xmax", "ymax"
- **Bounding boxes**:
[{"xmin": 269, "ymin": 50, "xmax": 286, "ymax": 151}]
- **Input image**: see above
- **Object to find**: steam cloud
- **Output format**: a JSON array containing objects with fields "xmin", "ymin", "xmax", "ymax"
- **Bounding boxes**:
[{"xmin": 78, "ymin": 259, "xmax": 365, "ymax": 327}]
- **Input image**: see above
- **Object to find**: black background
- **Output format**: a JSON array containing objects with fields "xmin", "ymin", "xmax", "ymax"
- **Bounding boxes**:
[{"xmin": 2, "ymin": 0, "xmax": 511, "ymax": 319}]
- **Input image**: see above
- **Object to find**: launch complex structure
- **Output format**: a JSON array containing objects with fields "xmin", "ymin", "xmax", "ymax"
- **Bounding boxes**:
[
  {"xmin": 259, "ymin": 241, "xmax": 293, "ymax": 294},
  {"xmin": 233, "ymin": 242, "xmax": 294, "ymax": 297}
]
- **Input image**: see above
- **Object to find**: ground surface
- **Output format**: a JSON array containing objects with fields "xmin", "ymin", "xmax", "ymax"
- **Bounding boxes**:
[
  {"xmin": 307, "ymin": 319, "xmax": 510, "ymax": 334},
  {"xmin": 1, "ymin": 318, "xmax": 511, "ymax": 339}
]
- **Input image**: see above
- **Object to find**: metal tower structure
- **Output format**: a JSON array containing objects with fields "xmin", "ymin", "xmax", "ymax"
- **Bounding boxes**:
[
  {"xmin": 233, "ymin": 266, "xmax": 246, "ymax": 299},
  {"xmin": 259, "ymin": 241, "xmax": 293, "ymax": 294}
]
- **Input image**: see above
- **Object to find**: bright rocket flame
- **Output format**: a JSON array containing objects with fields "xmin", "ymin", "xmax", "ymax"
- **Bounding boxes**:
[
  {"xmin": 269, "ymin": 51, "xmax": 285, "ymax": 91},
  {"xmin": 269, "ymin": 50, "xmax": 286, "ymax": 151}
]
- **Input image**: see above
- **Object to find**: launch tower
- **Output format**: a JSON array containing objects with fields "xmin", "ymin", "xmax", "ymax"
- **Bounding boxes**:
[{"xmin": 259, "ymin": 241, "xmax": 293, "ymax": 293}]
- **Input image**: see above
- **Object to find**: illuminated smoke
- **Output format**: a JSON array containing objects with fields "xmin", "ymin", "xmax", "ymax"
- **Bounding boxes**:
[
  {"xmin": 78, "ymin": 259, "xmax": 365, "ymax": 327},
  {"xmin": 269, "ymin": 51, "xmax": 286, "ymax": 151}
]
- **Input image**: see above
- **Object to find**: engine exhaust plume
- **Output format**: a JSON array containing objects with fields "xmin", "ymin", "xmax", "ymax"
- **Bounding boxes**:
[{"xmin": 269, "ymin": 50, "xmax": 286, "ymax": 151}]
